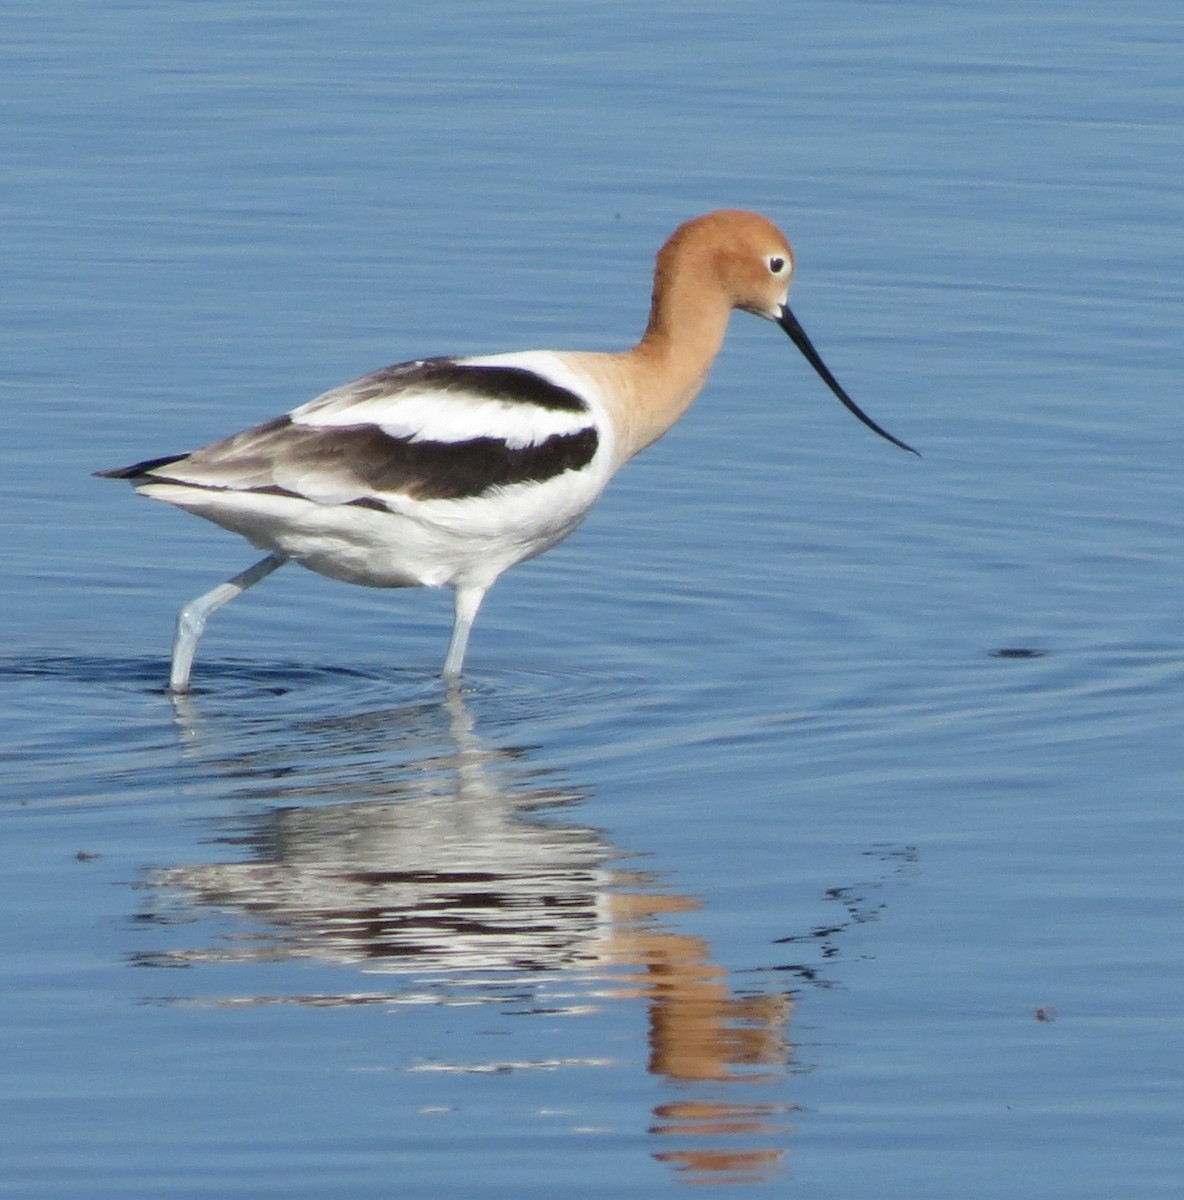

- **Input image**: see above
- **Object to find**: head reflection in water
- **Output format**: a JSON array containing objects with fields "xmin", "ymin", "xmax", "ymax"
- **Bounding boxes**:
[{"xmin": 139, "ymin": 692, "xmax": 807, "ymax": 1185}]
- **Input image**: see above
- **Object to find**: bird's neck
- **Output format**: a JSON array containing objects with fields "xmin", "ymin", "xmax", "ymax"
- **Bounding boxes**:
[{"xmin": 584, "ymin": 278, "xmax": 733, "ymax": 466}]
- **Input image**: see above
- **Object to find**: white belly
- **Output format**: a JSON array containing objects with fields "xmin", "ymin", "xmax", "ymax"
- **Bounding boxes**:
[{"xmin": 137, "ymin": 462, "xmax": 608, "ymax": 591}]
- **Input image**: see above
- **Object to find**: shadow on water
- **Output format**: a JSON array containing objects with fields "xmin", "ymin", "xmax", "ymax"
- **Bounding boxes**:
[
  {"xmin": 0, "ymin": 652, "xmax": 400, "ymax": 693},
  {"xmin": 119, "ymin": 681, "xmax": 910, "ymax": 1188}
]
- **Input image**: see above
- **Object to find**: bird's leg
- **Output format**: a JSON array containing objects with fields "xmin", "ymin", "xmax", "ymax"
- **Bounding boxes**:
[
  {"xmin": 169, "ymin": 554, "xmax": 287, "ymax": 692},
  {"xmin": 443, "ymin": 583, "xmax": 487, "ymax": 680}
]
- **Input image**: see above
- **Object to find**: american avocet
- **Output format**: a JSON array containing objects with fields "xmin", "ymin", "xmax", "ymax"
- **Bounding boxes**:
[{"xmin": 98, "ymin": 210, "xmax": 915, "ymax": 691}]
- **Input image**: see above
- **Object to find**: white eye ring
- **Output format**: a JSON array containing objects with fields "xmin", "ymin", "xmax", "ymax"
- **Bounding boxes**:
[{"xmin": 768, "ymin": 254, "xmax": 791, "ymax": 276}]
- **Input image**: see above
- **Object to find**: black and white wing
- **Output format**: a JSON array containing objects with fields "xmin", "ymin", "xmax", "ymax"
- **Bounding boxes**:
[{"xmin": 98, "ymin": 355, "xmax": 601, "ymax": 507}]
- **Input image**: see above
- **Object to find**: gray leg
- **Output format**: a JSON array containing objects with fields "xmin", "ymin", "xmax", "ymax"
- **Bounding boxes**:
[
  {"xmin": 169, "ymin": 554, "xmax": 287, "ymax": 692},
  {"xmin": 442, "ymin": 583, "xmax": 487, "ymax": 680}
]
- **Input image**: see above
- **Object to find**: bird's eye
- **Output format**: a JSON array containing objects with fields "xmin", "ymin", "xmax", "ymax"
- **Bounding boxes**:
[{"xmin": 768, "ymin": 255, "xmax": 789, "ymax": 275}]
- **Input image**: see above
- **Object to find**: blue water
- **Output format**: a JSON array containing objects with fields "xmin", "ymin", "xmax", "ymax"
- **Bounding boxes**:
[{"xmin": 3, "ymin": 1, "xmax": 1183, "ymax": 1195}]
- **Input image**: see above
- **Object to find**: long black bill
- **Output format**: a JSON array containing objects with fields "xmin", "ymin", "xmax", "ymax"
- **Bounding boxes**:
[{"xmin": 777, "ymin": 303, "xmax": 918, "ymax": 456}]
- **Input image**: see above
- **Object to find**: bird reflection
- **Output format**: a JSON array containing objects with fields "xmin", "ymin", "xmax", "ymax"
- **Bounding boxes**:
[{"xmin": 137, "ymin": 688, "xmax": 795, "ymax": 1185}]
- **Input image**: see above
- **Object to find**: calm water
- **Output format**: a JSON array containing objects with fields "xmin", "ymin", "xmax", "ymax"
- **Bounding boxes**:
[{"xmin": 3, "ymin": 1, "xmax": 1183, "ymax": 1195}]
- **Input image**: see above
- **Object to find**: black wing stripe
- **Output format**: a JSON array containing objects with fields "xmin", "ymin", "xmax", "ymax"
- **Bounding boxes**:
[
  {"xmin": 309, "ymin": 423, "xmax": 600, "ymax": 501},
  {"xmin": 333, "ymin": 358, "xmax": 591, "ymax": 413},
  {"xmin": 119, "ymin": 418, "xmax": 599, "ymax": 503},
  {"xmin": 303, "ymin": 352, "xmax": 590, "ymax": 415}
]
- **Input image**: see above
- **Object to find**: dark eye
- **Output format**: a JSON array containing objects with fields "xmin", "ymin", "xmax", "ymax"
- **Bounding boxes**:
[{"xmin": 769, "ymin": 256, "xmax": 787, "ymax": 274}]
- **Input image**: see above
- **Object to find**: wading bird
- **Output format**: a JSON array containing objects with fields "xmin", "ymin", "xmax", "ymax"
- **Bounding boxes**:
[{"xmin": 98, "ymin": 210, "xmax": 915, "ymax": 691}]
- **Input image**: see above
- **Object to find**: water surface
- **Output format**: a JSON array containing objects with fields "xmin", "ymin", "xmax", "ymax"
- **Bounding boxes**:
[{"xmin": 3, "ymin": 1, "xmax": 1182, "ymax": 1195}]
